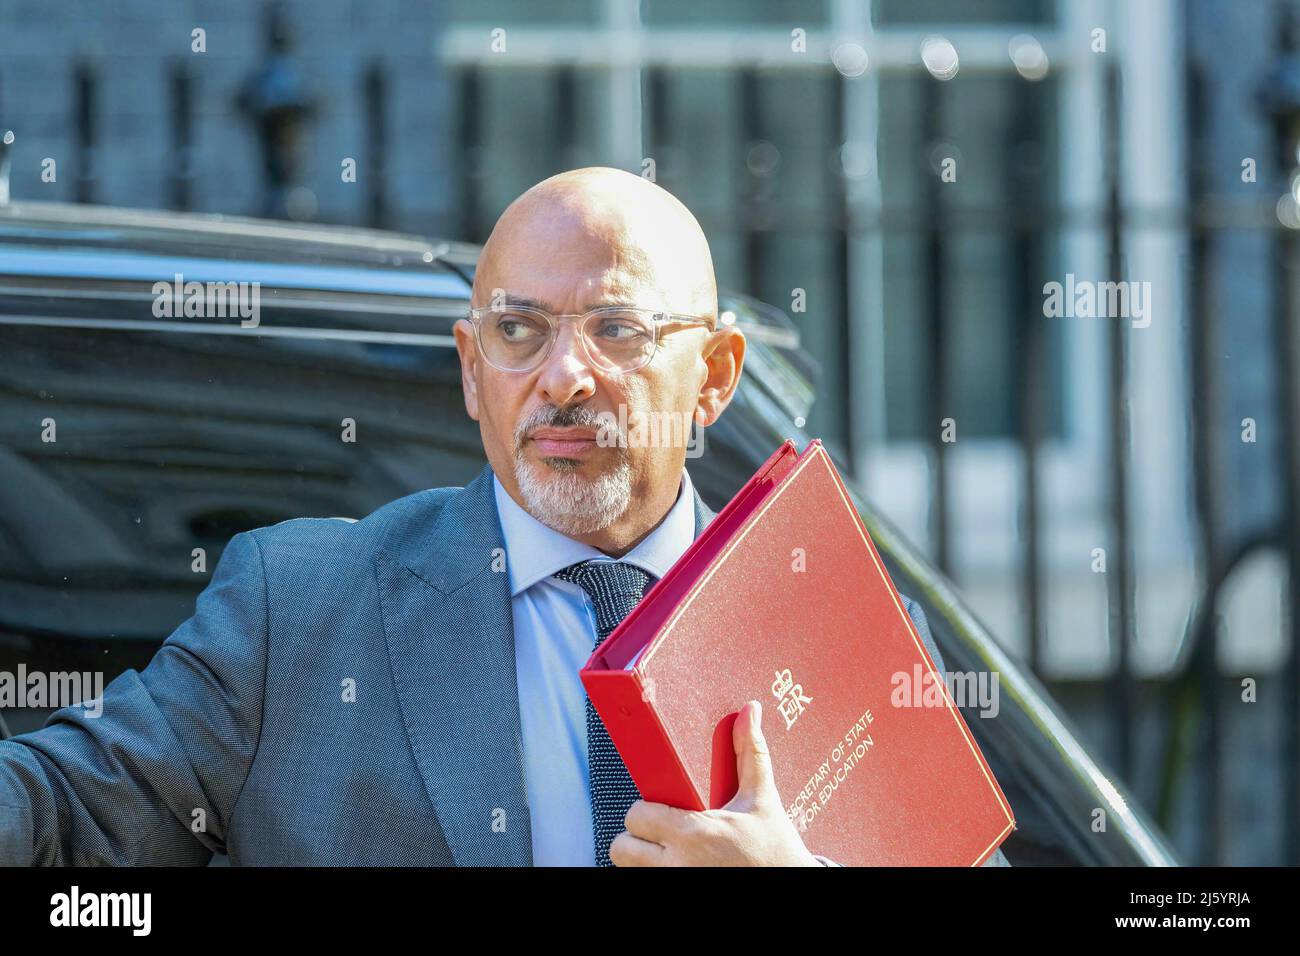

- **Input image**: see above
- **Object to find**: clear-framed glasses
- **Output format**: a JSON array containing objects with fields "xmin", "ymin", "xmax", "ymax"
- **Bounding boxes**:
[{"xmin": 466, "ymin": 302, "xmax": 714, "ymax": 374}]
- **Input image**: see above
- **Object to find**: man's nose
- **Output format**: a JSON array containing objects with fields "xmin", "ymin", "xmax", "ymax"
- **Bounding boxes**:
[{"xmin": 536, "ymin": 323, "xmax": 597, "ymax": 407}]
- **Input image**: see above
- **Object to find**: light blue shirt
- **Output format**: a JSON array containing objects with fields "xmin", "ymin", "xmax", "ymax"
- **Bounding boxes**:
[{"xmin": 492, "ymin": 469, "xmax": 698, "ymax": 867}]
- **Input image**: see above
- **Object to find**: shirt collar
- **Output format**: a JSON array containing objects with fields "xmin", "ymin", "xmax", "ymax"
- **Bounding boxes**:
[{"xmin": 492, "ymin": 467, "xmax": 698, "ymax": 597}]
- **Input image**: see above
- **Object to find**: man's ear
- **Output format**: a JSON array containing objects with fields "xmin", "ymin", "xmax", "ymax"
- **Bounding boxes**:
[
  {"xmin": 453, "ymin": 318, "xmax": 481, "ymax": 421},
  {"xmin": 695, "ymin": 326, "xmax": 746, "ymax": 427}
]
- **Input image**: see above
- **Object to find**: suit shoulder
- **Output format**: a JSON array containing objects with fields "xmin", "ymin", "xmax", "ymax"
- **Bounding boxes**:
[
  {"xmin": 241, "ymin": 486, "xmax": 461, "ymax": 563},
  {"xmin": 897, "ymin": 592, "xmax": 946, "ymax": 674}
]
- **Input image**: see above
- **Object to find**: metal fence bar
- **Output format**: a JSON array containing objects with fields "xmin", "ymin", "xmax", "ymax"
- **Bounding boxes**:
[
  {"xmin": 1103, "ymin": 60, "xmax": 1136, "ymax": 782},
  {"xmin": 645, "ymin": 66, "xmax": 670, "ymax": 193},
  {"xmin": 365, "ymin": 61, "xmax": 389, "ymax": 230},
  {"xmin": 830, "ymin": 69, "xmax": 853, "ymax": 473},
  {"xmin": 1258, "ymin": 0, "xmax": 1300, "ymax": 869},
  {"xmin": 455, "ymin": 65, "xmax": 482, "ymax": 244},
  {"xmin": 1284, "ymin": 231, "xmax": 1300, "ymax": 868},
  {"xmin": 552, "ymin": 65, "xmax": 576, "ymax": 180},
  {"xmin": 74, "ymin": 60, "xmax": 96, "ymax": 204},
  {"xmin": 1274, "ymin": 137, "xmax": 1300, "ymax": 873},
  {"xmin": 738, "ymin": 67, "xmax": 763, "ymax": 299},
  {"xmin": 922, "ymin": 71, "xmax": 952, "ymax": 578},
  {"xmin": 1008, "ymin": 72, "xmax": 1045, "ymax": 674},
  {"xmin": 1183, "ymin": 49, "xmax": 1227, "ymax": 866},
  {"xmin": 168, "ymin": 61, "xmax": 194, "ymax": 212}
]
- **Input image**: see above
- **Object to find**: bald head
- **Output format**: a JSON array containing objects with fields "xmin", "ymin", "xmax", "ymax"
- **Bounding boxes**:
[{"xmin": 472, "ymin": 167, "xmax": 717, "ymax": 324}]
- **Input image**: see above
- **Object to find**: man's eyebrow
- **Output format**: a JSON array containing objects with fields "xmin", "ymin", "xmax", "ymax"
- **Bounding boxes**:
[
  {"xmin": 498, "ymin": 294, "xmax": 552, "ymax": 310},
  {"xmin": 496, "ymin": 294, "xmax": 644, "ymax": 313}
]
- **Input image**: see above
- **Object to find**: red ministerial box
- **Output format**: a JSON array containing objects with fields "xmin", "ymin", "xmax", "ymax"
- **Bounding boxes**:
[{"xmin": 579, "ymin": 439, "xmax": 1016, "ymax": 866}]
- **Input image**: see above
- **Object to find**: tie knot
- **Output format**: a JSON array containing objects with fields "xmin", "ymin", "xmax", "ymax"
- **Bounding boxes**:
[
  {"xmin": 553, "ymin": 560, "xmax": 656, "ymax": 641},
  {"xmin": 553, "ymin": 559, "xmax": 654, "ymax": 602}
]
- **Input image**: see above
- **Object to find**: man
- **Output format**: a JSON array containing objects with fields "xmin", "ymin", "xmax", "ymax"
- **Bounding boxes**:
[{"xmin": 0, "ymin": 167, "xmax": 1006, "ymax": 867}]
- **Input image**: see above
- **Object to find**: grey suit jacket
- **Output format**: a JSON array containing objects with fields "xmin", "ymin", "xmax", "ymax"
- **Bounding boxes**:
[{"xmin": 0, "ymin": 462, "xmax": 1007, "ymax": 866}]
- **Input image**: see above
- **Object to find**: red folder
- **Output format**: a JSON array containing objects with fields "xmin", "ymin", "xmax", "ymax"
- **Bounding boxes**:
[{"xmin": 579, "ymin": 439, "xmax": 1016, "ymax": 866}]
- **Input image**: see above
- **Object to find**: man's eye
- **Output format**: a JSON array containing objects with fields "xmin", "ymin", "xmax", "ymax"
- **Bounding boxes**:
[
  {"xmin": 595, "ymin": 321, "xmax": 649, "ymax": 341},
  {"xmin": 498, "ymin": 317, "xmax": 545, "ymax": 340}
]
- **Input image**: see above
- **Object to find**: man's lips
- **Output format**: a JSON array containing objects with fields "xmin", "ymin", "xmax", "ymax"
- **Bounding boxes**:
[{"xmin": 529, "ymin": 428, "xmax": 599, "ymax": 457}]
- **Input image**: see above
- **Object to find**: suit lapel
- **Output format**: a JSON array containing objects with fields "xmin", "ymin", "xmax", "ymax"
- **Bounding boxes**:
[
  {"xmin": 375, "ymin": 464, "xmax": 532, "ymax": 866},
  {"xmin": 690, "ymin": 475, "xmax": 716, "ymax": 536},
  {"xmin": 375, "ymin": 463, "xmax": 717, "ymax": 867}
]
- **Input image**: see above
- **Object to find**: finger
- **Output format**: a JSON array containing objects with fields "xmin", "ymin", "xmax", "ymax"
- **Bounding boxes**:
[
  {"xmin": 609, "ymin": 830, "xmax": 668, "ymax": 867},
  {"xmin": 730, "ymin": 699, "xmax": 778, "ymax": 808},
  {"xmin": 623, "ymin": 798, "xmax": 697, "ymax": 844}
]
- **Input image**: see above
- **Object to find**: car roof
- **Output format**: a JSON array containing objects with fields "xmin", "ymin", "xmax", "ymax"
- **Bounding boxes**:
[{"xmin": 0, "ymin": 201, "xmax": 481, "ymax": 276}]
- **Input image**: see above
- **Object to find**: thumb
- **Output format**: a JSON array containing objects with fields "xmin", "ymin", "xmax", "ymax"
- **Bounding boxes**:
[{"xmin": 728, "ymin": 700, "xmax": 778, "ymax": 811}]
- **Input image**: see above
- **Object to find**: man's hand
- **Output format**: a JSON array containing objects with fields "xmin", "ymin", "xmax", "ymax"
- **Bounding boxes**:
[{"xmin": 610, "ymin": 699, "xmax": 821, "ymax": 866}]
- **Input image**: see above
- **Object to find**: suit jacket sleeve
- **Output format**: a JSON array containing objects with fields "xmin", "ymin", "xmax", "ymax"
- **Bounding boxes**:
[
  {"xmin": 813, "ymin": 595, "xmax": 1011, "ymax": 868},
  {"xmin": 0, "ymin": 530, "xmax": 270, "ymax": 865}
]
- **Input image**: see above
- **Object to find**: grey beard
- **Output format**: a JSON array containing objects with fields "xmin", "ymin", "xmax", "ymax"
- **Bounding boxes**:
[{"xmin": 513, "ymin": 450, "xmax": 633, "ymax": 536}]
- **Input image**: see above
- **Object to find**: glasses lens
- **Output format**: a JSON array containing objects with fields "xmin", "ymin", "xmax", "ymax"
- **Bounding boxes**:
[
  {"xmin": 480, "ymin": 308, "xmax": 552, "ymax": 370},
  {"xmin": 583, "ymin": 309, "xmax": 656, "ymax": 372}
]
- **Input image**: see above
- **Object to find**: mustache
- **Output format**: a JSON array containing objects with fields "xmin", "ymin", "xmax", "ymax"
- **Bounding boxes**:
[{"xmin": 514, "ymin": 403, "xmax": 625, "ymax": 450}]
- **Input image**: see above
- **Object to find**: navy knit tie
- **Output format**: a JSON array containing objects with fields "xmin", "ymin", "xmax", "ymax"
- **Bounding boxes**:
[{"xmin": 553, "ymin": 559, "xmax": 655, "ymax": 867}]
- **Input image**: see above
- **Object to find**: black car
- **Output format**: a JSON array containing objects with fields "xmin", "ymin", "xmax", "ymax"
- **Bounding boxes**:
[{"xmin": 0, "ymin": 201, "xmax": 1179, "ymax": 866}]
